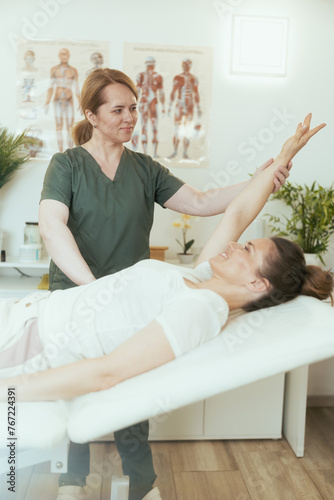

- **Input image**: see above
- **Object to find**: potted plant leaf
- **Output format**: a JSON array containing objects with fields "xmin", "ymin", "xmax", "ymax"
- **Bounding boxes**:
[
  {"xmin": 265, "ymin": 181, "xmax": 334, "ymax": 265},
  {"xmin": 0, "ymin": 127, "xmax": 37, "ymax": 189}
]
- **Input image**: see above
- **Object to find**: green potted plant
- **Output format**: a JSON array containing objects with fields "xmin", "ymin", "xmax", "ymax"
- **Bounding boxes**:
[
  {"xmin": 173, "ymin": 214, "xmax": 195, "ymax": 264},
  {"xmin": 265, "ymin": 181, "xmax": 334, "ymax": 265},
  {"xmin": 0, "ymin": 127, "xmax": 37, "ymax": 189}
]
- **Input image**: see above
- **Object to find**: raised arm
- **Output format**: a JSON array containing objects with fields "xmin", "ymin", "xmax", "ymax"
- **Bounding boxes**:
[
  {"xmin": 195, "ymin": 114, "xmax": 326, "ymax": 266},
  {"xmin": 164, "ymin": 160, "xmax": 289, "ymax": 216},
  {"xmin": 0, "ymin": 321, "xmax": 175, "ymax": 401},
  {"xmin": 39, "ymin": 199, "xmax": 96, "ymax": 286}
]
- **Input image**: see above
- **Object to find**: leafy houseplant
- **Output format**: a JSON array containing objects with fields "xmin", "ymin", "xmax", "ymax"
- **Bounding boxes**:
[
  {"xmin": 0, "ymin": 128, "xmax": 36, "ymax": 189},
  {"xmin": 266, "ymin": 181, "xmax": 334, "ymax": 263},
  {"xmin": 173, "ymin": 214, "xmax": 195, "ymax": 260}
]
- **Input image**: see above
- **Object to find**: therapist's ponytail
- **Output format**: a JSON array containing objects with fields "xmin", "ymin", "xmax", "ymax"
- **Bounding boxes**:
[
  {"xmin": 244, "ymin": 237, "xmax": 333, "ymax": 312},
  {"xmin": 72, "ymin": 68, "xmax": 138, "ymax": 146},
  {"xmin": 72, "ymin": 119, "xmax": 93, "ymax": 146}
]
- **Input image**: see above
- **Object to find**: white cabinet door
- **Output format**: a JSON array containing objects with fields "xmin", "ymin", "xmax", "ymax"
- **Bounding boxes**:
[
  {"xmin": 149, "ymin": 401, "xmax": 204, "ymax": 439},
  {"xmin": 204, "ymin": 373, "xmax": 285, "ymax": 439}
]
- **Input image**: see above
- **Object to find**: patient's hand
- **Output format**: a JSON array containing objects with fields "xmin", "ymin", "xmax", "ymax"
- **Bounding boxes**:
[{"xmin": 279, "ymin": 113, "xmax": 326, "ymax": 161}]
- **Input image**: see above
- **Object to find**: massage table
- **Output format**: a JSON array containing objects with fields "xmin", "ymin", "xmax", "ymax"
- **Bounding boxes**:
[{"xmin": 1, "ymin": 295, "xmax": 334, "ymax": 498}]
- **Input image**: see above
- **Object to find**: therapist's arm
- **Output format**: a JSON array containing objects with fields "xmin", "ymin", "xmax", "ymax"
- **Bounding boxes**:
[
  {"xmin": 164, "ymin": 159, "xmax": 290, "ymax": 216},
  {"xmin": 39, "ymin": 199, "xmax": 96, "ymax": 286},
  {"xmin": 0, "ymin": 321, "xmax": 175, "ymax": 401}
]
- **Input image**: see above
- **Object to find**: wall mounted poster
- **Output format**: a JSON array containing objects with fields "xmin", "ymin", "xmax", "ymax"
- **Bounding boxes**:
[
  {"xmin": 16, "ymin": 38, "xmax": 110, "ymax": 158},
  {"xmin": 124, "ymin": 43, "xmax": 213, "ymax": 168}
]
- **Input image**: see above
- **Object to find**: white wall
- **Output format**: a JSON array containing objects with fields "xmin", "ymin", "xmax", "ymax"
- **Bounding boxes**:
[{"xmin": 0, "ymin": 0, "xmax": 333, "ymax": 395}]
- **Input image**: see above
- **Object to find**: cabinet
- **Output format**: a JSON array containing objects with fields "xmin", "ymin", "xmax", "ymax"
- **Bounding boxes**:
[{"xmin": 148, "ymin": 374, "xmax": 285, "ymax": 440}]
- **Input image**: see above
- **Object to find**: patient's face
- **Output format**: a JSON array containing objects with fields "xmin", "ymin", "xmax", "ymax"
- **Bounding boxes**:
[{"xmin": 210, "ymin": 238, "xmax": 275, "ymax": 286}]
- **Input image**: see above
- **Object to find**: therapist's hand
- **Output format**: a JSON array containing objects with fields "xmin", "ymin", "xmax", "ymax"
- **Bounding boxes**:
[{"xmin": 253, "ymin": 158, "xmax": 292, "ymax": 193}]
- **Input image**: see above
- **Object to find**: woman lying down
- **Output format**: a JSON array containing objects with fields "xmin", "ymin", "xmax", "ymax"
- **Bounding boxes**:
[{"xmin": 0, "ymin": 114, "xmax": 333, "ymax": 402}]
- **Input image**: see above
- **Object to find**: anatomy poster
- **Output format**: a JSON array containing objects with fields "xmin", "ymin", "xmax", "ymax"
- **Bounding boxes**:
[
  {"xmin": 16, "ymin": 38, "xmax": 109, "ymax": 158},
  {"xmin": 124, "ymin": 43, "xmax": 213, "ymax": 168}
]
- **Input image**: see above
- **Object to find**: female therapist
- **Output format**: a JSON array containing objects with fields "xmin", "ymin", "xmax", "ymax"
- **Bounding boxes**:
[{"xmin": 39, "ymin": 68, "xmax": 289, "ymax": 500}]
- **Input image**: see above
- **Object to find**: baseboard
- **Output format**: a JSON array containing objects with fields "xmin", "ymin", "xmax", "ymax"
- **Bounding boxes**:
[{"xmin": 307, "ymin": 395, "xmax": 334, "ymax": 407}]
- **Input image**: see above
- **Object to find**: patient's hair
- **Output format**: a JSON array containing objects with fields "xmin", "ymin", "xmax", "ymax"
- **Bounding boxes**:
[
  {"xmin": 72, "ymin": 68, "xmax": 138, "ymax": 146},
  {"xmin": 244, "ymin": 237, "xmax": 334, "ymax": 312}
]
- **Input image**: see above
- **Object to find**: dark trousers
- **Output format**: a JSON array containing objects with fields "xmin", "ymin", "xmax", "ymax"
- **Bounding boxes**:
[{"xmin": 59, "ymin": 420, "xmax": 156, "ymax": 500}]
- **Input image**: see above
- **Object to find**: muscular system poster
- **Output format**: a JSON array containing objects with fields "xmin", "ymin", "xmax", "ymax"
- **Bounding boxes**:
[
  {"xmin": 16, "ymin": 38, "xmax": 110, "ymax": 158},
  {"xmin": 124, "ymin": 43, "xmax": 213, "ymax": 168}
]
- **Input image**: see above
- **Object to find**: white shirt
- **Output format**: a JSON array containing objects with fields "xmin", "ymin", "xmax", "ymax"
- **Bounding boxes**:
[{"xmin": 1, "ymin": 260, "xmax": 229, "ymax": 375}]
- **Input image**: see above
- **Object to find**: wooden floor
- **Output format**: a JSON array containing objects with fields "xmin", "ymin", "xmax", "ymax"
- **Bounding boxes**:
[{"xmin": 1, "ymin": 407, "xmax": 334, "ymax": 499}]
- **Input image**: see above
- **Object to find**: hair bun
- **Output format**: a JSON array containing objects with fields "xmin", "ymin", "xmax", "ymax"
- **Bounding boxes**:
[{"xmin": 302, "ymin": 265, "xmax": 334, "ymax": 304}]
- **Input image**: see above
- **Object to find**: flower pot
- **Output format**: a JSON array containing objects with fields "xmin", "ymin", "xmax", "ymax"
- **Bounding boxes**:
[
  {"xmin": 304, "ymin": 252, "xmax": 323, "ymax": 268},
  {"xmin": 177, "ymin": 253, "xmax": 194, "ymax": 264}
]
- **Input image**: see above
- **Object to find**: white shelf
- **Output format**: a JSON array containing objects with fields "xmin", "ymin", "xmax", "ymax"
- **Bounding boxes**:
[
  {"xmin": 0, "ymin": 257, "xmax": 49, "ymax": 297},
  {"xmin": 0, "ymin": 256, "xmax": 49, "ymax": 269},
  {"xmin": 0, "ymin": 276, "xmax": 47, "ymax": 298},
  {"xmin": 0, "ymin": 276, "xmax": 43, "ymax": 291}
]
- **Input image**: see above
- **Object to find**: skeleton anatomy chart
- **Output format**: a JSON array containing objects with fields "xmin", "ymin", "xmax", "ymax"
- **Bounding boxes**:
[
  {"xmin": 124, "ymin": 43, "xmax": 213, "ymax": 168},
  {"xmin": 17, "ymin": 38, "xmax": 109, "ymax": 158}
]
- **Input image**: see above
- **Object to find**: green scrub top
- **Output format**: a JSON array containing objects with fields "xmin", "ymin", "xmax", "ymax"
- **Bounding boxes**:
[{"xmin": 40, "ymin": 146, "xmax": 185, "ymax": 290}]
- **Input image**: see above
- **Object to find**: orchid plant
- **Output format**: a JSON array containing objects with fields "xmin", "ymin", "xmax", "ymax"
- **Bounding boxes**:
[{"xmin": 173, "ymin": 214, "xmax": 195, "ymax": 255}]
